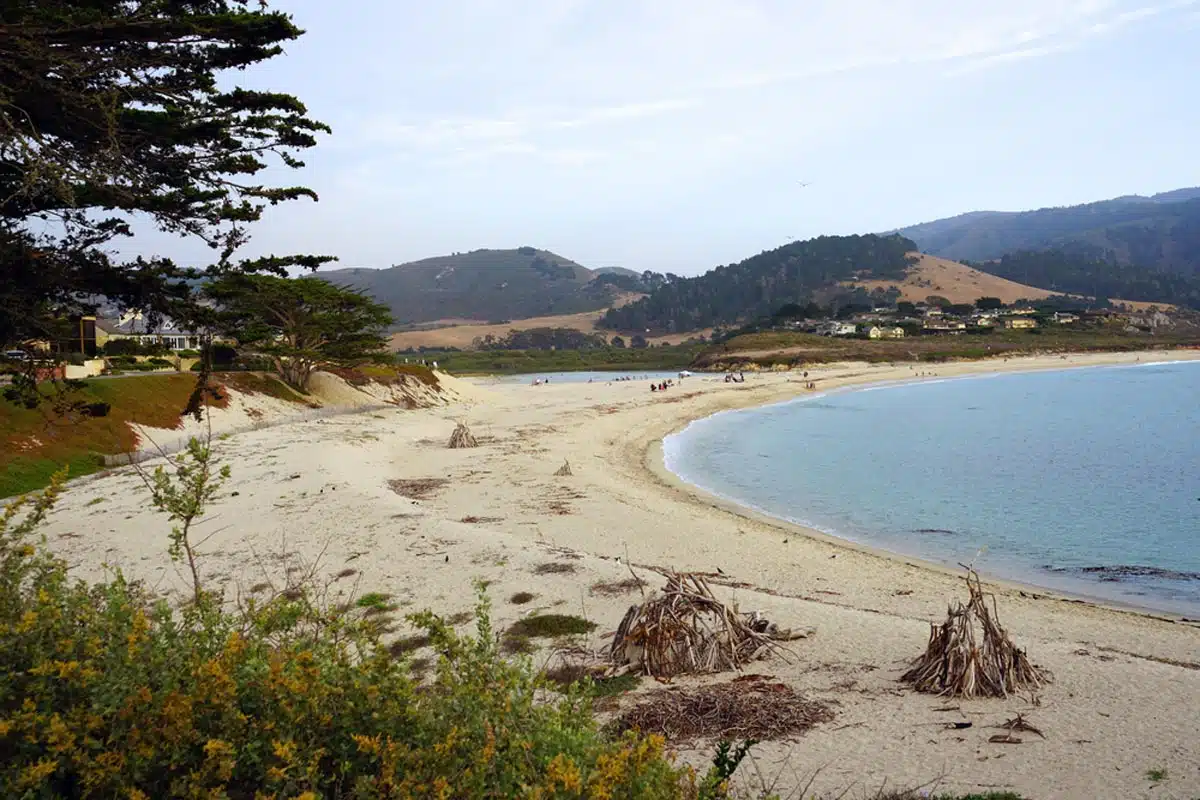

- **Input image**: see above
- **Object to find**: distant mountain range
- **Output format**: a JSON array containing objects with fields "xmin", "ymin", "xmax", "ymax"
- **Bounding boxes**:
[
  {"xmin": 320, "ymin": 248, "xmax": 651, "ymax": 325},
  {"xmin": 895, "ymin": 188, "xmax": 1200, "ymax": 274}
]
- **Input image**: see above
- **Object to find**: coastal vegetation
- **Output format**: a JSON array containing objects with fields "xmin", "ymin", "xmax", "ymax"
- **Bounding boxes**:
[
  {"xmin": 694, "ymin": 328, "xmax": 1200, "ymax": 370},
  {"xmin": 205, "ymin": 275, "xmax": 394, "ymax": 390},
  {"xmin": 0, "ymin": 476, "xmax": 696, "ymax": 798},
  {"xmin": 416, "ymin": 343, "xmax": 704, "ymax": 374},
  {"xmin": 0, "ymin": 373, "xmax": 303, "ymax": 499}
]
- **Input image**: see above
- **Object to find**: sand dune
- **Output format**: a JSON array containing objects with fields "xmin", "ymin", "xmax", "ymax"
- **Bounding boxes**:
[{"xmin": 40, "ymin": 353, "xmax": 1200, "ymax": 799}]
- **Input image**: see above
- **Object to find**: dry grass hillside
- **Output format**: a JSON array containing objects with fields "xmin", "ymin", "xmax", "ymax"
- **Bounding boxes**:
[
  {"xmin": 846, "ymin": 254, "xmax": 1055, "ymax": 304},
  {"xmin": 848, "ymin": 254, "xmax": 1169, "ymax": 310},
  {"xmin": 391, "ymin": 298, "xmax": 710, "ymax": 350}
]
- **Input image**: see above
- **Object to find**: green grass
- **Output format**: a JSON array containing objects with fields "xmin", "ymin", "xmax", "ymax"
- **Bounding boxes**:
[
  {"xmin": 505, "ymin": 613, "xmax": 597, "ymax": 639},
  {"xmin": 1146, "ymin": 767, "xmax": 1168, "ymax": 783},
  {"xmin": 698, "ymin": 328, "xmax": 1200, "ymax": 369},
  {"xmin": 422, "ymin": 345, "xmax": 702, "ymax": 375},
  {"xmin": 0, "ymin": 373, "xmax": 312, "ymax": 498}
]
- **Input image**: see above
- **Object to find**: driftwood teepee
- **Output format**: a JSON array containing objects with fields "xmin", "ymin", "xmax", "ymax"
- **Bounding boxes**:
[
  {"xmin": 609, "ymin": 571, "xmax": 800, "ymax": 679},
  {"xmin": 554, "ymin": 459, "xmax": 573, "ymax": 476},
  {"xmin": 902, "ymin": 569, "xmax": 1050, "ymax": 698},
  {"xmin": 447, "ymin": 422, "xmax": 477, "ymax": 449}
]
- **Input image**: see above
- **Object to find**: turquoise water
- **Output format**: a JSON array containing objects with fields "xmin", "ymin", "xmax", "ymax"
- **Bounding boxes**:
[{"xmin": 664, "ymin": 361, "xmax": 1200, "ymax": 617}]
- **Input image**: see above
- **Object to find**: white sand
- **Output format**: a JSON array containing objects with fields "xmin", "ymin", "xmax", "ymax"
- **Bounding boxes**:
[{"xmin": 39, "ymin": 353, "xmax": 1200, "ymax": 799}]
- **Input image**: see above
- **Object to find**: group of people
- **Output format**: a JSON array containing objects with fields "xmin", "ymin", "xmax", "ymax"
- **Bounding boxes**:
[
  {"xmin": 723, "ymin": 372, "xmax": 746, "ymax": 383},
  {"xmin": 650, "ymin": 379, "xmax": 676, "ymax": 392}
]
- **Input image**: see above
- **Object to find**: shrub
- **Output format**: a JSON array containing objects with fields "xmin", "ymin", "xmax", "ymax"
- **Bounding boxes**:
[{"xmin": 0, "ymin": 471, "xmax": 698, "ymax": 798}]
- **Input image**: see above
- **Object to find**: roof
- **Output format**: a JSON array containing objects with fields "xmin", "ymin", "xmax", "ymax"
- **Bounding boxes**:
[{"xmin": 96, "ymin": 313, "xmax": 197, "ymax": 337}]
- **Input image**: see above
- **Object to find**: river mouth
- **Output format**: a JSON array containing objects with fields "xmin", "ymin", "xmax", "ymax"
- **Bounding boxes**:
[{"xmin": 663, "ymin": 361, "xmax": 1200, "ymax": 618}]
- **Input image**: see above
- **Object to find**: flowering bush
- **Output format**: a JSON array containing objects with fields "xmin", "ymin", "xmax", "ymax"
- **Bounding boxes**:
[{"xmin": 0, "ymin": 476, "xmax": 700, "ymax": 799}]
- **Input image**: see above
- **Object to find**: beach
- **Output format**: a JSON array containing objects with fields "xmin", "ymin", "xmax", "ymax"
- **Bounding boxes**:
[{"xmin": 40, "ymin": 351, "xmax": 1200, "ymax": 799}]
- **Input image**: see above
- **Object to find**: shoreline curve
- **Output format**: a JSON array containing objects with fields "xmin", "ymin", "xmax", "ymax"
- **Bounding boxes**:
[{"xmin": 642, "ymin": 352, "xmax": 1200, "ymax": 623}]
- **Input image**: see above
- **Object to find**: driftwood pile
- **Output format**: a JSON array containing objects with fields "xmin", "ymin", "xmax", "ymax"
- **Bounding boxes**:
[
  {"xmin": 447, "ymin": 422, "xmax": 477, "ymax": 449},
  {"xmin": 901, "ymin": 569, "xmax": 1050, "ymax": 698},
  {"xmin": 554, "ymin": 459, "xmax": 573, "ymax": 476},
  {"xmin": 609, "ymin": 572, "xmax": 799, "ymax": 679},
  {"xmin": 614, "ymin": 676, "xmax": 834, "ymax": 742}
]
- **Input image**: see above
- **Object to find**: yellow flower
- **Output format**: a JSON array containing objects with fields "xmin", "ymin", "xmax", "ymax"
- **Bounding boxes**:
[
  {"xmin": 352, "ymin": 733, "xmax": 381, "ymax": 755},
  {"xmin": 272, "ymin": 739, "xmax": 297, "ymax": 762},
  {"xmin": 545, "ymin": 753, "xmax": 583, "ymax": 792},
  {"xmin": 18, "ymin": 758, "xmax": 58, "ymax": 789}
]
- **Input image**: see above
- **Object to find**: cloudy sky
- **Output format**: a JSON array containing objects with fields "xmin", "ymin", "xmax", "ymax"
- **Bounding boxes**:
[{"xmin": 138, "ymin": 0, "xmax": 1200, "ymax": 275}]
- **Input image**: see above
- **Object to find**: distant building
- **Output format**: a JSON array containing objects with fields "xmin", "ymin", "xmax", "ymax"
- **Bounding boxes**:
[
  {"xmin": 1004, "ymin": 317, "xmax": 1039, "ymax": 330},
  {"xmin": 922, "ymin": 320, "xmax": 967, "ymax": 334},
  {"xmin": 866, "ymin": 325, "xmax": 905, "ymax": 339},
  {"xmin": 1052, "ymin": 312, "xmax": 1080, "ymax": 324},
  {"xmin": 815, "ymin": 321, "xmax": 858, "ymax": 337},
  {"xmin": 96, "ymin": 312, "xmax": 227, "ymax": 351}
]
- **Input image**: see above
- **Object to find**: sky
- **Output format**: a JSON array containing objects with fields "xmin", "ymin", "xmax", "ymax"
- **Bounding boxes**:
[{"xmin": 128, "ymin": 0, "xmax": 1200, "ymax": 276}]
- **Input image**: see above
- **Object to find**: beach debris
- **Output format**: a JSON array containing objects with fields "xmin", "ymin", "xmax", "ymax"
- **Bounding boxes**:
[
  {"xmin": 613, "ymin": 675, "xmax": 833, "ymax": 742},
  {"xmin": 901, "ymin": 568, "xmax": 1050, "ymax": 698},
  {"xmin": 554, "ymin": 458, "xmax": 573, "ymax": 476},
  {"xmin": 447, "ymin": 421, "xmax": 478, "ymax": 449},
  {"xmin": 994, "ymin": 713, "xmax": 1045, "ymax": 739},
  {"xmin": 387, "ymin": 478, "xmax": 449, "ymax": 501},
  {"xmin": 608, "ymin": 571, "xmax": 802, "ymax": 679}
]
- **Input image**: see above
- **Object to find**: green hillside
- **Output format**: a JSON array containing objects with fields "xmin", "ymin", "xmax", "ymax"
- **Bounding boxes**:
[
  {"xmin": 320, "ymin": 248, "xmax": 629, "ymax": 325},
  {"xmin": 599, "ymin": 234, "xmax": 917, "ymax": 334},
  {"xmin": 896, "ymin": 189, "xmax": 1200, "ymax": 274}
]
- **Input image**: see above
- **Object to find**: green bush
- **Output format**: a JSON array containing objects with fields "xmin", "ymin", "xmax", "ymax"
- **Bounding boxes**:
[{"xmin": 0, "ymin": 472, "xmax": 698, "ymax": 799}]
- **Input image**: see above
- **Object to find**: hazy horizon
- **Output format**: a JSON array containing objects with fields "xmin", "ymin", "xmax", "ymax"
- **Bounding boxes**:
[{"xmin": 116, "ymin": 0, "xmax": 1200, "ymax": 276}]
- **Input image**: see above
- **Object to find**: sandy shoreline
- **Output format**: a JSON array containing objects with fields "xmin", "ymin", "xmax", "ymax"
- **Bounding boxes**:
[{"xmin": 38, "ymin": 352, "xmax": 1200, "ymax": 799}]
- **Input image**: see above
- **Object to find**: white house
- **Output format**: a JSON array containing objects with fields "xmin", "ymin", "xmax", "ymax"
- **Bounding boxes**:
[{"xmin": 816, "ymin": 321, "xmax": 858, "ymax": 337}]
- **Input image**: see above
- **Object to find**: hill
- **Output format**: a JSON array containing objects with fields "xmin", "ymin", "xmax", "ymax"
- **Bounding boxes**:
[
  {"xmin": 966, "ymin": 250, "xmax": 1200, "ymax": 310},
  {"xmin": 844, "ymin": 253, "xmax": 1056, "ymax": 305},
  {"xmin": 895, "ymin": 189, "xmax": 1200, "ymax": 273},
  {"xmin": 390, "ymin": 307, "xmax": 709, "ymax": 351},
  {"xmin": 599, "ymin": 234, "xmax": 949, "ymax": 334},
  {"xmin": 321, "ymin": 248, "xmax": 630, "ymax": 325}
]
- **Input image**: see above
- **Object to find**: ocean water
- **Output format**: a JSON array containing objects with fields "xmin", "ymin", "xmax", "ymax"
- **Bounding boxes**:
[{"xmin": 664, "ymin": 361, "xmax": 1200, "ymax": 617}]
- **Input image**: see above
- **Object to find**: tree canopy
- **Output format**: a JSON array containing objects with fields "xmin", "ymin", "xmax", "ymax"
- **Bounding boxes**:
[
  {"xmin": 969, "ymin": 251, "xmax": 1200, "ymax": 310},
  {"xmin": 0, "ymin": 0, "xmax": 332, "ymax": 350},
  {"xmin": 205, "ymin": 275, "xmax": 392, "ymax": 390}
]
